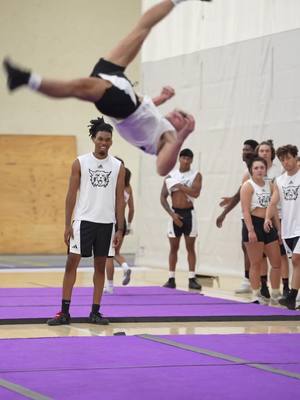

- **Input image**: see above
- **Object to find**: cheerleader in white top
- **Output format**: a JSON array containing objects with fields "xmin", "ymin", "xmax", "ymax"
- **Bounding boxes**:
[
  {"xmin": 4, "ymin": 0, "xmax": 213, "ymax": 176},
  {"xmin": 240, "ymin": 157, "xmax": 281, "ymax": 304},
  {"xmin": 255, "ymin": 140, "xmax": 290, "ymax": 298},
  {"xmin": 265, "ymin": 145, "xmax": 300, "ymax": 310}
]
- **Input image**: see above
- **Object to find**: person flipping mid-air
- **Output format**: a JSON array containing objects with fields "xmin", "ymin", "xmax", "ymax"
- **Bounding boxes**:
[{"xmin": 3, "ymin": 0, "xmax": 212, "ymax": 176}]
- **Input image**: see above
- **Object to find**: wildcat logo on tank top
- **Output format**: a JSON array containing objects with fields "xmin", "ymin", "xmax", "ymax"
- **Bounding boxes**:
[
  {"xmin": 282, "ymin": 185, "xmax": 300, "ymax": 201},
  {"xmin": 89, "ymin": 169, "xmax": 111, "ymax": 188}
]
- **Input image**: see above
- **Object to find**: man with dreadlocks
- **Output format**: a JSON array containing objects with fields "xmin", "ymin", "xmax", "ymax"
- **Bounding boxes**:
[
  {"xmin": 3, "ymin": 0, "xmax": 213, "ymax": 176},
  {"xmin": 47, "ymin": 117, "xmax": 125, "ymax": 326}
]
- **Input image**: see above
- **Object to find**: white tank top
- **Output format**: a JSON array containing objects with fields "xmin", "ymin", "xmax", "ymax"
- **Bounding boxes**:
[
  {"xmin": 165, "ymin": 169, "xmax": 198, "ymax": 204},
  {"xmin": 264, "ymin": 162, "xmax": 282, "ymax": 183},
  {"xmin": 247, "ymin": 179, "xmax": 271, "ymax": 211},
  {"xmin": 110, "ymin": 96, "xmax": 175, "ymax": 155},
  {"xmin": 276, "ymin": 169, "xmax": 300, "ymax": 238},
  {"xmin": 73, "ymin": 153, "xmax": 121, "ymax": 223}
]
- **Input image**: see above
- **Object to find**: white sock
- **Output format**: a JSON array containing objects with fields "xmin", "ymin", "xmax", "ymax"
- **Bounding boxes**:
[
  {"xmin": 107, "ymin": 280, "xmax": 114, "ymax": 288},
  {"xmin": 189, "ymin": 271, "xmax": 195, "ymax": 279},
  {"xmin": 121, "ymin": 262, "xmax": 129, "ymax": 272},
  {"xmin": 28, "ymin": 73, "xmax": 42, "ymax": 90},
  {"xmin": 253, "ymin": 289, "xmax": 260, "ymax": 297},
  {"xmin": 169, "ymin": 272, "xmax": 175, "ymax": 278},
  {"xmin": 271, "ymin": 289, "xmax": 280, "ymax": 296}
]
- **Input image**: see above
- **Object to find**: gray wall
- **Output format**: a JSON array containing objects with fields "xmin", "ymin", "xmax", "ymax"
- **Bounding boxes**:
[{"xmin": 137, "ymin": 28, "xmax": 300, "ymax": 275}]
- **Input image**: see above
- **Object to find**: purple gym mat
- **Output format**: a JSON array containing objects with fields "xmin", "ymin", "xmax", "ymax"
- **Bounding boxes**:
[
  {"xmin": 0, "ymin": 334, "xmax": 299, "ymax": 399},
  {"xmin": 0, "ymin": 286, "xmax": 299, "ymax": 324}
]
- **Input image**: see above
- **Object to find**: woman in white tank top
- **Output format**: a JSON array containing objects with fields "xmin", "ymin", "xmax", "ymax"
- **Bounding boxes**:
[
  {"xmin": 240, "ymin": 157, "xmax": 281, "ymax": 303},
  {"xmin": 256, "ymin": 140, "xmax": 290, "ymax": 299}
]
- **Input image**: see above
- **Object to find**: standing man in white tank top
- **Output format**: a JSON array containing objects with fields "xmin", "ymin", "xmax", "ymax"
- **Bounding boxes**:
[
  {"xmin": 265, "ymin": 145, "xmax": 300, "ymax": 310},
  {"xmin": 4, "ymin": 0, "xmax": 212, "ymax": 177},
  {"xmin": 47, "ymin": 117, "xmax": 125, "ymax": 326},
  {"xmin": 161, "ymin": 149, "xmax": 202, "ymax": 290}
]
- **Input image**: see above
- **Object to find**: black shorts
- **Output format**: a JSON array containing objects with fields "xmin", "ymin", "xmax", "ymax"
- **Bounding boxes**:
[
  {"xmin": 283, "ymin": 236, "xmax": 300, "ymax": 255},
  {"xmin": 168, "ymin": 207, "xmax": 198, "ymax": 238},
  {"xmin": 69, "ymin": 220, "xmax": 114, "ymax": 258},
  {"xmin": 242, "ymin": 215, "xmax": 278, "ymax": 244},
  {"xmin": 90, "ymin": 58, "xmax": 140, "ymax": 119}
]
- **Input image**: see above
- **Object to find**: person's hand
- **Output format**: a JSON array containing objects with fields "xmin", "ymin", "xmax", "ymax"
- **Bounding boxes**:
[
  {"xmin": 160, "ymin": 86, "xmax": 175, "ymax": 101},
  {"xmin": 264, "ymin": 219, "xmax": 273, "ymax": 233},
  {"xmin": 219, "ymin": 197, "xmax": 232, "ymax": 207},
  {"xmin": 64, "ymin": 225, "xmax": 74, "ymax": 246},
  {"xmin": 248, "ymin": 230, "xmax": 257, "ymax": 243},
  {"xmin": 176, "ymin": 113, "xmax": 195, "ymax": 142},
  {"xmin": 216, "ymin": 213, "xmax": 225, "ymax": 228},
  {"xmin": 172, "ymin": 213, "xmax": 183, "ymax": 227},
  {"xmin": 113, "ymin": 230, "xmax": 123, "ymax": 248}
]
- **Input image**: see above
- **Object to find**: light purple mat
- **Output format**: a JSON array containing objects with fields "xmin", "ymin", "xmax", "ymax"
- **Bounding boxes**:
[
  {"xmin": 0, "ymin": 286, "xmax": 299, "ymax": 323},
  {"xmin": 0, "ymin": 334, "xmax": 299, "ymax": 400}
]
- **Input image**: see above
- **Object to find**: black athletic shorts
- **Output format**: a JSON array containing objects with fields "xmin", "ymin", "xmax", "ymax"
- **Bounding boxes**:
[
  {"xmin": 69, "ymin": 220, "xmax": 114, "ymax": 258},
  {"xmin": 283, "ymin": 236, "xmax": 300, "ymax": 255},
  {"xmin": 168, "ymin": 207, "xmax": 198, "ymax": 238},
  {"xmin": 242, "ymin": 215, "xmax": 278, "ymax": 244},
  {"xmin": 90, "ymin": 58, "xmax": 140, "ymax": 119}
]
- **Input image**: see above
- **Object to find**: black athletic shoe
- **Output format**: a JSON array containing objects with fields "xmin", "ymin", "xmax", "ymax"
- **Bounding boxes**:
[
  {"xmin": 47, "ymin": 311, "xmax": 71, "ymax": 326},
  {"xmin": 3, "ymin": 58, "xmax": 31, "ymax": 91},
  {"xmin": 89, "ymin": 312, "xmax": 109, "ymax": 325},
  {"xmin": 163, "ymin": 278, "xmax": 176, "ymax": 289},
  {"xmin": 282, "ymin": 287, "xmax": 290, "ymax": 300},
  {"xmin": 278, "ymin": 297, "xmax": 296, "ymax": 310},
  {"xmin": 260, "ymin": 285, "xmax": 271, "ymax": 299},
  {"xmin": 189, "ymin": 278, "xmax": 202, "ymax": 290}
]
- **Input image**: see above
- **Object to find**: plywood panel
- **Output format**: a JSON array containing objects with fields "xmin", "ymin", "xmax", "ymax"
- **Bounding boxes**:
[{"xmin": 0, "ymin": 135, "xmax": 77, "ymax": 253}]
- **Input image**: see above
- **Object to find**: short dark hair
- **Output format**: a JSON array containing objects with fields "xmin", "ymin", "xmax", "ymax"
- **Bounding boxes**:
[
  {"xmin": 88, "ymin": 117, "xmax": 113, "ymax": 138},
  {"xmin": 247, "ymin": 156, "xmax": 268, "ymax": 175},
  {"xmin": 179, "ymin": 148, "xmax": 193, "ymax": 158},
  {"xmin": 256, "ymin": 140, "xmax": 276, "ymax": 161},
  {"xmin": 243, "ymin": 139, "xmax": 259, "ymax": 151},
  {"xmin": 276, "ymin": 145, "xmax": 298, "ymax": 160}
]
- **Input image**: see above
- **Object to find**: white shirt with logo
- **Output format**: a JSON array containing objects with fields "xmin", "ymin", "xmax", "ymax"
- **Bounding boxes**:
[
  {"xmin": 165, "ymin": 169, "xmax": 198, "ymax": 205},
  {"xmin": 73, "ymin": 153, "xmax": 121, "ymax": 223},
  {"xmin": 247, "ymin": 179, "xmax": 271, "ymax": 211},
  {"xmin": 276, "ymin": 169, "xmax": 300, "ymax": 238}
]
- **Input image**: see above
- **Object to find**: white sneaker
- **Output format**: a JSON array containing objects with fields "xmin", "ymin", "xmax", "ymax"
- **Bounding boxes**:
[
  {"xmin": 270, "ymin": 292, "xmax": 281, "ymax": 305},
  {"xmin": 235, "ymin": 278, "xmax": 252, "ymax": 294},
  {"xmin": 104, "ymin": 286, "xmax": 114, "ymax": 294}
]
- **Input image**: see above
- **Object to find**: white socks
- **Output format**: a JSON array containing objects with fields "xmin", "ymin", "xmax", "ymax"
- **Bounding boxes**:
[
  {"xmin": 189, "ymin": 271, "xmax": 196, "ymax": 279},
  {"xmin": 28, "ymin": 73, "xmax": 42, "ymax": 90},
  {"xmin": 169, "ymin": 271, "xmax": 175, "ymax": 278},
  {"xmin": 107, "ymin": 280, "xmax": 114, "ymax": 288},
  {"xmin": 121, "ymin": 262, "xmax": 129, "ymax": 272}
]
